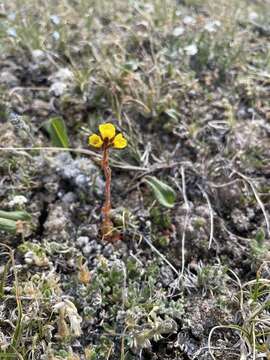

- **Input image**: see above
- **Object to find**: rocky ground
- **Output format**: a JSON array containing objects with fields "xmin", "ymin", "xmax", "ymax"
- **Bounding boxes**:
[{"xmin": 0, "ymin": 0, "xmax": 270, "ymax": 359}]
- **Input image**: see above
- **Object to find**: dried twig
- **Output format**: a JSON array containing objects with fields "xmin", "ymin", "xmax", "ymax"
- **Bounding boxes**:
[{"xmin": 197, "ymin": 184, "xmax": 214, "ymax": 249}]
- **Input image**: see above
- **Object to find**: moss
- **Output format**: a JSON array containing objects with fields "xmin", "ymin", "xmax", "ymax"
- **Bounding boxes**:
[
  {"xmin": 194, "ymin": 217, "xmax": 207, "ymax": 229},
  {"xmin": 150, "ymin": 208, "xmax": 172, "ymax": 230},
  {"xmin": 156, "ymin": 235, "xmax": 170, "ymax": 247}
]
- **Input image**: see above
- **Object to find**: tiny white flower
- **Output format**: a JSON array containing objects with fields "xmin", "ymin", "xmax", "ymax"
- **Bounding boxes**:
[
  {"xmin": 172, "ymin": 26, "xmax": 185, "ymax": 36},
  {"xmin": 249, "ymin": 12, "xmax": 258, "ymax": 21},
  {"xmin": 6, "ymin": 28, "xmax": 17, "ymax": 37},
  {"xmin": 52, "ymin": 31, "xmax": 60, "ymax": 41},
  {"xmin": 184, "ymin": 44, "xmax": 198, "ymax": 56},
  {"xmin": 9, "ymin": 195, "xmax": 28, "ymax": 207},
  {"xmin": 204, "ymin": 20, "xmax": 221, "ymax": 33},
  {"xmin": 183, "ymin": 16, "xmax": 195, "ymax": 25},
  {"xmin": 50, "ymin": 15, "xmax": 60, "ymax": 25},
  {"xmin": 7, "ymin": 12, "xmax": 16, "ymax": 21}
]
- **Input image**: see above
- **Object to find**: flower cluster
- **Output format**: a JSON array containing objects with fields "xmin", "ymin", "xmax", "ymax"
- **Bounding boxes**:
[{"xmin": 88, "ymin": 123, "xmax": 127, "ymax": 149}]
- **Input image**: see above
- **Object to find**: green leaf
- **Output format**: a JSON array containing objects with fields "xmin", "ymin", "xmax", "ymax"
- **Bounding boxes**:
[
  {"xmin": 145, "ymin": 176, "xmax": 176, "ymax": 208},
  {"xmin": 0, "ymin": 218, "xmax": 17, "ymax": 233},
  {"xmin": 255, "ymin": 228, "xmax": 265, "ymax": 245},
  {"xmin": 45, "ymin": 117, "xmax": 70, "ymax": 148},
  {"xmin": 0, "ymin": 210, "xmax": 31, "ymax": 221},
  {"xmin": 165, "ymin": 108, "xmax": 180, "ymax": 122}
]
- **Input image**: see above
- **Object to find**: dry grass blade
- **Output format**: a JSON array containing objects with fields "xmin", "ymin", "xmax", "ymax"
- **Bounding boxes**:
[
  {"xmin": 232, "ymin": 171, "xmax": 270, "ymax": 238},
  {"xmin": 0, "ymin": 243, "xmax": 23, "ymax": 358}
]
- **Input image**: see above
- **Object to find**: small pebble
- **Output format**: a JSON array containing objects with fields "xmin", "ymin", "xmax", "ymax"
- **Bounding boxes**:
[
  {"xmin": 76, "ymin": 236, "xmax": 89, "ymax": 247},
  {"xmin": 82, "ymin": 244, "xmax": 92, "ymax": 256}
]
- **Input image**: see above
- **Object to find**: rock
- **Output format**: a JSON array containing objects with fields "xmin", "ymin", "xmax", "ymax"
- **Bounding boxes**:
[
  {"xmin": 32, "ymin": 49, "xmax": 47, "ymax": 62},
  {"xmin": 30, "ymin": 99, "xmax": 50, "ymax": 116},
  {"xmin": 49, "ymin": 68, "xmax": 74, "ymax": 82},
  {"xmin": 51, "ymin": 153, "xmax": 104, "ymax": 194},
  {"xmin": 62, "ymin": 192, "xmax": 77, "ymax": 205},
  {"xmin": 43, "ymin": 204, "xmax": 70, "ymax": 240},
  {"xmin": 76, "ymin": 236, "xmax": 89, "ymax": 247},
  {"xmin": 82, "ymin": 244, "xmax": 92, "ymax": 256},
  {"xmin": 49, "ymin": 81, "xmax": 67, "ymax": 96},
  {"xmin": 0, "ymin": 71, "xmax": 19, "ymax": 87}
]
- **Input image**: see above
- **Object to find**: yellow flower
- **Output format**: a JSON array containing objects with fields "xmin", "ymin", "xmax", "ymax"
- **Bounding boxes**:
[
  {"xmin": 88, "ymin": 122, "xmax": 127, "ymax": 150},
  {"xmin": 113, "ymin": 133, "xmax": 127, "ymax": 149},
  {"xmin": 99, "ymin": 123, "xmax": 116, "ymax": 140},
  {"xmin": 89, "ymin": 134, "xmax": 103, "ymax": 148}
]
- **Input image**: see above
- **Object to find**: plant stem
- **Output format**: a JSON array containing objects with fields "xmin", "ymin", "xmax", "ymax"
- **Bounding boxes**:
[
  {"xmin": 101, "ymin": 143, "xmax": 113, "ymax": 239},
  {"xmin": 102, "ymin": 144, "xmax": 111, "ymax": 215}
]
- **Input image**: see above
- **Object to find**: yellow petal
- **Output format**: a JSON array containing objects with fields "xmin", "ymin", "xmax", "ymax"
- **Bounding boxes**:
[
  {"xmin": 88, "ymin": 134, "xmax": 103, "ymax": 148},
  {"xmin": 99, "ymin": 123, "xmax": 116, "ymax": 140},
  {"xmin": 113, "ymin": 133, "xmax": 127, "ymax": 149}
]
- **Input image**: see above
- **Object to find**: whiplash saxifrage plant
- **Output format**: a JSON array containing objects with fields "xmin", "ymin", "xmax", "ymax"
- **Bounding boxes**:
[{"xmin": 88, "ymin": 123, "xmax": 127, "ymax": 242}]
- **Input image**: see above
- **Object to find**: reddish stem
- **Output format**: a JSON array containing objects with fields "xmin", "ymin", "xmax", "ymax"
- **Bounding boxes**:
[
  {"xmin": 102, "ymin": 144, "xmax": 111, "ymax": 215},
  {"xmin": 101, "ymin": 142, "xmax": 112, "ymax": 239}
]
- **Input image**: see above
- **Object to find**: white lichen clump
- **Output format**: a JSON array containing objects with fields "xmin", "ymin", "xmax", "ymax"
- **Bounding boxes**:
[{"xmin": 9, "ymin": 195, "xmax": 28, "ymax": 207}]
